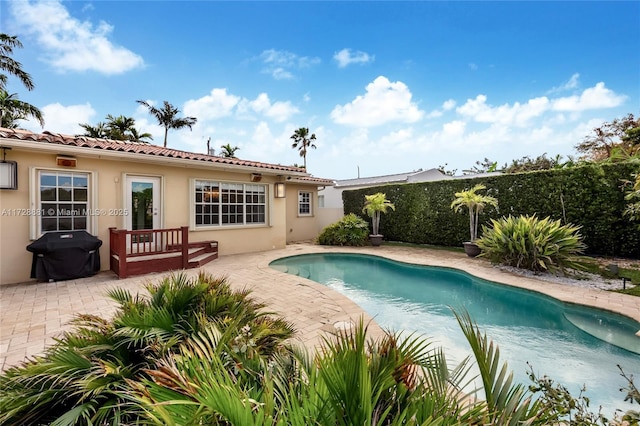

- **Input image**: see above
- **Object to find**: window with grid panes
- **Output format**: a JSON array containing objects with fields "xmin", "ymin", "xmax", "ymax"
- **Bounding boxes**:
[
  {"xmin": 39, "ymin": 171, "xmax": 89, "ymax": 233},
  {"xmin": 298, "ymin": 191, "xmax": 312, "ymax": 216},
  {"xmin": 194, "ymin": 180, "xmax": 266, "ymax": 227}
]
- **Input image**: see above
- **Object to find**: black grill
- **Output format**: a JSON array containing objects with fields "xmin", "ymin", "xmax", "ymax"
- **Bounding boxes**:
[{"xmin": 26, "ymin": 231, "xmax": 102, "ymax": 281}]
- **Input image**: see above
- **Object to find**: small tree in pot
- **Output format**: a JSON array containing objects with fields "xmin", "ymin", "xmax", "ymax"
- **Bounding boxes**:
[
  {"xmin": 450, "ymin": 184, "xmax": 498, "ymax": 257},
  {"xmin": 363, "ymin": 192, "xmax": 395, "ymax": 246}
]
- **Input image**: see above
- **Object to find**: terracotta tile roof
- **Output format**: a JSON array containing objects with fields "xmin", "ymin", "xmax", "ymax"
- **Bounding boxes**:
[
  {"xmin": 288, "ymin": 175, "xmax": 335, "ymax": 185},
  {"xmin": 0, "ymin": 127, "xmax": 308, "ymax": 174}
]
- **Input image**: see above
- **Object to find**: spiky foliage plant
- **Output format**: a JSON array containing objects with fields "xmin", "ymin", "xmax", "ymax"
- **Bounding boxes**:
[
  {"xmin": 475, "ymin": 214, "xmax": 587, "ymax": 273},
  {"xmin": 317, "ymin": 213, "xmax": 370, "ymax": 246},
  {"xmin": 129, "ymin": 318, "xmax": 483, "ymax": 425},
  {"xmin": 0, "ymin": 273, "xmax": 294, "ymax": 425}
]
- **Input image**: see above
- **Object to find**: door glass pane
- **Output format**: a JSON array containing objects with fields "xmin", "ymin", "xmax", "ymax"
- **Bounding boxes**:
[{"xmin": 131, "ymin": 182, "xmax": 154, "ymax": 231}]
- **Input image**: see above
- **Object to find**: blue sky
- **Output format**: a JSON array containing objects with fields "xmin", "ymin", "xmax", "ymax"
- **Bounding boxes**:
[{"xmin": 2, "ymin": 1, "xmax": 638, "ymax": 180}]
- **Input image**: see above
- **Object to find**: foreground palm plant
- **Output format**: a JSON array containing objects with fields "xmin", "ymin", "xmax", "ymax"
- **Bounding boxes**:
[
  {"xmin": 0, "ymin": 273, "xmax": 294, "ymax": 425},
  {"xmin": 130, "ymin": 318, "xmax": 483, "ymax": 425},
  {"xmin": 454, "ymin": 310, "xmax": 545, "ymax": 425}
]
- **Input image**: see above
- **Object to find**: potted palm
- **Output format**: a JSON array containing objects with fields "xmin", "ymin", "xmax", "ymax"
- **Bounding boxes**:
[
  {"xmin": 450, "ymin": 184, "xmax": 498, "ymax": 257},
  {"xmin": 362, "ymin": 192, "xmax": 395, "ymax": 246}
]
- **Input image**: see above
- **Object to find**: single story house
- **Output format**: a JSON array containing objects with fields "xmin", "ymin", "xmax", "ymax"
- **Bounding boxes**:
[{"xmin": 0, "ymin": 128, "xmax": 333, "ymax": 285}]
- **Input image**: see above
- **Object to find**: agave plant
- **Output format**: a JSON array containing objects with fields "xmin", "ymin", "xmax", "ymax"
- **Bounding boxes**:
[{"xmin": 476, "ymin": 214, "xmax": 587, "ymax": 273}]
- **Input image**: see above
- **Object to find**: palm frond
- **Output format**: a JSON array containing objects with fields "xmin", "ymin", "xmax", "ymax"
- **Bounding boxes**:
[{"xmin": 453, "ymin": 309, "xmax": 541, "ymax": 424}]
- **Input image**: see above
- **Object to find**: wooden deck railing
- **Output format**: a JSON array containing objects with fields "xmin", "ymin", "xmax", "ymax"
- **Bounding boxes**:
[{"xmin": 109, "ymin": 226, "xmax": 189, "ymax": 278}]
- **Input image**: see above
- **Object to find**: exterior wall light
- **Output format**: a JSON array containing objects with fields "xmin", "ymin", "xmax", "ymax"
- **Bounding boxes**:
[
  {"xmin": 0, "ymin": 147, "xmax": 17, "ymax": 190},
  {"xmin": 274, "ymin": 182, "xmax": 286, "ymax": 198}
]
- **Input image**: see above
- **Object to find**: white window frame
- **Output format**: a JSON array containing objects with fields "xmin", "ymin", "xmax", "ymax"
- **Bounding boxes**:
[
  {"xmin": 29, "ymin": 167, "xmax": 98, "ymax": 239},
  {"xmin": 298, "ymin": 191, "xmax": 313, "ymax": 217},
  {"xmin": 190, "ymin": 179, "xmax": 268, "ymax": 229}
]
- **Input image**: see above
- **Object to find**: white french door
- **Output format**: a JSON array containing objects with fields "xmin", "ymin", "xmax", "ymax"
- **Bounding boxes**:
[{"xmin": 125, "ymin": 176, "xmax": 161, "ymax": 250}]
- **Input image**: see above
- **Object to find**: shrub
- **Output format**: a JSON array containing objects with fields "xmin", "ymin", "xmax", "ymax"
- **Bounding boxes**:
[
  {"xmin": 317, "ymin": 213, "xmax": 369, "ymax": 246},
  {"xmin": 0, "ymin": 273, "xmax": 294, "ymax": 425},
  {"xmin": 476, "ymin": 215, "xmax": 587, "ymax": 273}
]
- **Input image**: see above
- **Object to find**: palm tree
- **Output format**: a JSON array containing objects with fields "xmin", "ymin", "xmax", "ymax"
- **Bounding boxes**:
[
  {"xmin": 128, "ymin": 127, "xmax": 153, "ymax": 143},
  {"xmin": 290, "ymin": 127, "xmax": 316, "ymax": 170},
  {"xmin": 220, "ymin": 143, "xmax": 239, "ymax": 158},
  {"xmin": 0, "ymin": 89, "xmax": 44, "ymax": 128},
  {"xmin": 78, "ymin": 116, "xmax": 152, "ymax": 143},
  {"xmin": 0, "ymin": 34, "xmax": 43, "ymax": 128},
  {"xmin": 136, "ymin": 100, "xmax": 197, "ymax": 147},
  {"xmin": 0, "ymin": 34, "xmax": 34, "ymax": 91},
  {"xmin": 450, "ymin": 184, "xmax": 498, "ymax": 242},
  {"xmin": 105, "ymin": 114, "xmax": 136, "ymax": 140},
  {"xmin": 362, "ymin": 192, "xmax": 395, "ymax": 237},
  {"xmin": 78, "ymin": 121, "xmax": 108, "ymax": 138}
]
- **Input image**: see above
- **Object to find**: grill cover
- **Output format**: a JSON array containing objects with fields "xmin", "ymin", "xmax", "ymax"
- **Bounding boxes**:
[{"xmin": 26, "ymin": 231, "xmax": 102, "ymax": 281}]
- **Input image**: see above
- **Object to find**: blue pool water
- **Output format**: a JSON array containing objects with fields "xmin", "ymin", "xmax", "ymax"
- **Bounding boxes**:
[{"xmin": 270, "ymin": 253, "xmax": 640, "ymax": 417}]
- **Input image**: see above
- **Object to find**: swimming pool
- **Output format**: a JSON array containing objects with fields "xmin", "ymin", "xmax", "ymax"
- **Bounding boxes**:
[{"xmin": 270, "ymin": 252, "xmax": 640, "ymax": 416}]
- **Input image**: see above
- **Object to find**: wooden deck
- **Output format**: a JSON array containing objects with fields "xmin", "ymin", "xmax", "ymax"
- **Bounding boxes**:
[{"xmin": 109, "ymin": 226, "xmax": 218, "ymax": 278}]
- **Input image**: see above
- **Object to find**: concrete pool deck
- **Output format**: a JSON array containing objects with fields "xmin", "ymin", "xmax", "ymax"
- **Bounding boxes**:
[{"xmin": 2, "ymin": 242, "xmax": 639, "ymax": 372}]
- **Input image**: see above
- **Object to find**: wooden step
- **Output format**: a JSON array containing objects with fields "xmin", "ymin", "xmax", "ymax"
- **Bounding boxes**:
[
  {"xmin": 188, "ymin": 246, "xmax": 209, "ymax": 259},
  {"xmin": 188, "ymin": 251, "xmax": 219, "ymax": 268}
]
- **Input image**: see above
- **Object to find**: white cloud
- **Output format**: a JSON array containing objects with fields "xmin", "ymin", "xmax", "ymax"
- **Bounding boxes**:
[
  {"xmin": 427, "ymin": 99, "xmax": 458, "ymax": 119},
  {"xmin": 9, "ymin": 0, "xmax": 143, "ymax": 75},
  {"xmin": 248, "ymin": 122, "xmax": 275, "ymax": 154},
  {"xmin": 330, "ymin": 76, "xmax": 424, "ymax": 127},
  {"xmin": 552, "ymin": 82, "xmax": 626, "ymax": 112},
  {"xmin": 183, "ymin": 89, "xmax": 241, "ymax": 120},
  {"xmin": 442, "ymin": 120, "xmax": 466, "ymax": 138},
  {"xmin": 333, "ymin": 48, "xmax": 374, "ymax": 68},
  {"xmin": 457, "ymin": 94, "xmax": 550, "ymax": 127},
  {"xmin": 468, "ymin": 63, "xmax": 478, "ymax": 71},
  {"xmin": 442, "ymin": 99, "xmax": 456, "ymax": 111},
  {"xmin": 184, "ymin": 89, "xmax": 300, "ymax": 125},
  {"xmin": 238, "ymin": 93, "xmax": 299, "ymax": 122},
  {"xmin": 32, "ymin": 103, "xmax": 96, "ymax": 135},
  {"xmin": 455, "ymin": 82, "xmax": 626, "ymax": 130},
  {"xmin": 272, "ymin": 68, "xmax": 293, "ymax": 80},
  {"xmin": 548, "ymin": 73, "xmax": 581, "ymax": 93},
  {"xmin": 259, "ymin": 49, "xmax": 321, "ymax": 79}
]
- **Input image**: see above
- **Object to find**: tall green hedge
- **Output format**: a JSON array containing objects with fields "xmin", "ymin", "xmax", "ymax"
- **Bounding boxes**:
[{"xmin": 342, "ymin": 161, "xmax": 640, "ymax": 258}]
